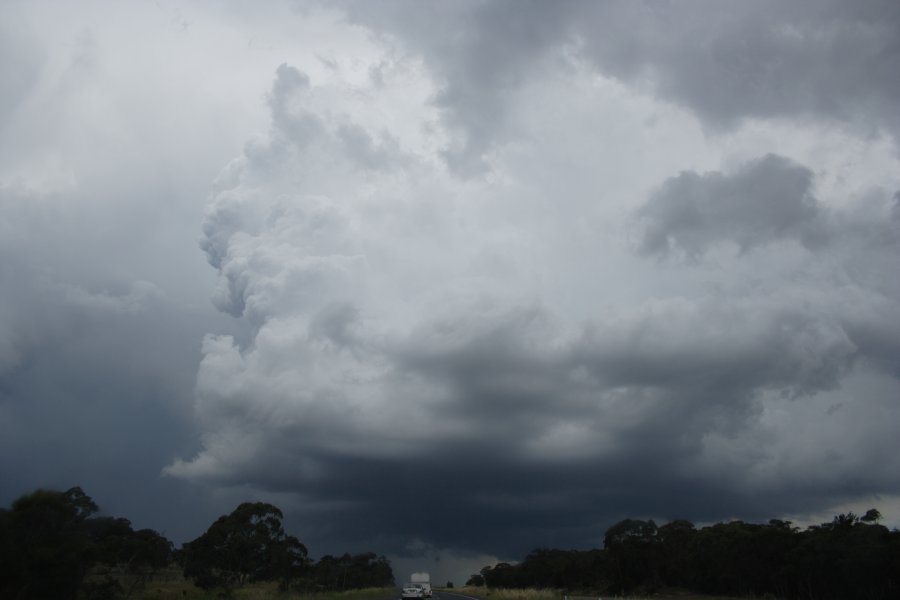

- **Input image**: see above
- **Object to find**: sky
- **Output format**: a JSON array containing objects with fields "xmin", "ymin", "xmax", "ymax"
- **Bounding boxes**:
[{"xmin": 2, "ymin": 0, "xmax": 900, "ymax": 586}]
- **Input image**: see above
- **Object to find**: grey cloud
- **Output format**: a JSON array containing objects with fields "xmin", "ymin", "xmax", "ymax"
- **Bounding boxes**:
[
  {"xmin": 335, "ymin": 0, "xmax": 900, "ymax": 173},
  {"xmin": 174, "ymin": 268, "xmax": 892, "ymax": 557},
  {"xmin": 336, "ymin": 0, "xmax": 571, "ymax": 176},
  {"xmin": 167, "ymin": 46, "xmax": 900, "ymax": 560},
  {"xmin": 393, "ymin": 293, "xmax": 862, "ymax": 475},
  {"xmin": 170, "ymin": 332, "xmax": 899, "ymax": 556},
  {"xmin": 575, "ymin": 299, "xmax": 858, "ymax": 400},
  {"xmin": 0, "ymin": 97, "xmax": 236, "ymax": 541},
  {"xmin": 336, "ymin": 123, "xmax": 406, "ymax": 171},
  {"xmin": 636, "ymin": 154, "xmax": 828, "ymax": 257},
  {"xmin": 427, "ymin": 0, "xmax": 569, "ymax": 176},
  {"xmin": 0, "ymin": 244, "xmax": 229, "ymax": 543},
  {"xmin": 635, "ymin": 156, "xmax": 900, "ymax": 377},
  {"xmin": 0, "ymin": 19, "xmax": 43, "ymax": 133},
  {"xmin": 269, "ymin": 63, "xmax": 325, "ymax": 149},
  {"xmin": 267, "ymin": 63, "xmax": 408, "ymax": 173},
  {"xmin": 308, "ymin": 303, "xmax": 363, "ymax": 350},
  {"xmin": 576, "ymin": 0, "xmax": 900, "ymax": 132}
]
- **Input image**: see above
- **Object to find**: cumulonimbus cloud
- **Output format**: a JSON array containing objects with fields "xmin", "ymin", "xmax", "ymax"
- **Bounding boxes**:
[{"xmin": 166, "ymin": 60, "xmax": 900, "ymax": 556}]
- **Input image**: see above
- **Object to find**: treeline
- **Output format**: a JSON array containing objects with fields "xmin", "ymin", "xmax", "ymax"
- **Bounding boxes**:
[
  {"xmin": 0, "ymin": 486, "xmax": 394, "ymax": 599},
  {"xmin": 468, "ymin": 510, "xmax": 900, "ymax": 600}
]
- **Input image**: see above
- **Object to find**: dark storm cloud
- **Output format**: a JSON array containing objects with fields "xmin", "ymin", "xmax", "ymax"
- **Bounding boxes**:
[
  {"xmin": 636, "ymin": 154, "xmax": 829, "ymax": 257},
  {"xmin": 307, "ymin": 435, "xmax": 896, "ymax": 557},
  {"xmin": 0, "ymin": 182, "xmax": 230, "ymax": 540},
  {"xmin": 0, "ymin": 283, "xmax": 226, "ymax": 542},
  {"xmin": 169, "ymin": 288, "xmax": 894, "ymax": 556}
]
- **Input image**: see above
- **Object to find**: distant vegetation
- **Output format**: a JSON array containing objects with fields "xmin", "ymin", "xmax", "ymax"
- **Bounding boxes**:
[
  {"xmin": 3, "ymin": 486, "xmax": 899, "ymax": 599},
  {"xmin": 466, "ymin": 511, "xmax": 900, "ymax": 600},
  {"xmin": 0, "ymin": 486, "xmax": 394, "ymax": 599}
]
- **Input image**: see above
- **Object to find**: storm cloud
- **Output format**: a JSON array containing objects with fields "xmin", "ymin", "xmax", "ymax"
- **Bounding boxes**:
[
  {"xmin": 2, "ymin": 0, "xmax": 900, "ymax": 584},
  {"xmin": 339, "ymin": 0, "xmax": 900, "ymax": 174},
  {"xmin": 636, "ymin": 154, "xmax": 829, "ymax": 256}
]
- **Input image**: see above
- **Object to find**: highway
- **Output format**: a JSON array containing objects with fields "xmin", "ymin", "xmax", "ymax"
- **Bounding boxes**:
[{"xmin": 420, "ymin": 592, "xmax": 484, "ymax": 600}]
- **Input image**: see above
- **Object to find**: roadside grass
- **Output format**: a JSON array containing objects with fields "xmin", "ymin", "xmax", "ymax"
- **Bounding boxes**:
[
  {"xmin": 443, "ymin": 587, "xmax": 779, "ymax": 600},
  {"xmin": 133, "ymin": 581, "xmax": 776, "ymax": 600},
  {"xmin": 448, "ymin": 587, "xmax": 558, "ymax": 600},
  {"xmin": 132, "ymin": 575, "xmax": 396, "ymax": 600}
]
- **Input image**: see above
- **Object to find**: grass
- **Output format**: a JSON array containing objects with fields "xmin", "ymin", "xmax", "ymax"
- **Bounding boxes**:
[
  {"xmin": 447, "ymin": 588, "xmax": 559, "ymax": 600},
  {"xmin": 131, "ymin": 579, "xmax": 774, "ymax": 600},
  {"xmin": 442, "ymin": 587, "xmax": 778, "ymax": 600},
  {"xmin": 131, "ymin": 573, "xmax": 396, "ymax": 600}
]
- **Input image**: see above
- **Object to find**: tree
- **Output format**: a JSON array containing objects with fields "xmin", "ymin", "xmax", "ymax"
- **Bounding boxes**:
[
  {"xmin": 861, "ymin": 508, "xmax": 882, "ymax": 524},
  {"xmin": 0, "ymin": 487, "xmax": 175, "ymax": 600},
  {"xmin": 0, "ymin": 487, "xmax": 98, "ymax": 600},
  {"xmin": 86, "ymin": 517, "xmax": 173, "ymax": 599},
  {"xmin": 467, "ymin": 512, "xmax": 900, "ymax": 600},
  {"xmin": 482, "ymin": 562, "xmax": 517, "ymax": 588},
  {"xmin": 465, "ymin": 573, "xmax": 485, "ymax": 586},
  {"xmin": 311, "ymin": 552, "xmax": 394, "ymax": 591},
  {"xmin": 603, "ymin": 519, "xmax": 660, "ymax": 593},
  {"xmin": 657, "ymin": 519, "xmax": 696, "ymax": 588},
  {"xmin": 789, "ymin": 510, "xmax": 898, "ymax": 600},
  {"xmin": 181, "ymin": 502, "xmax": 309, "ymax": 596}
]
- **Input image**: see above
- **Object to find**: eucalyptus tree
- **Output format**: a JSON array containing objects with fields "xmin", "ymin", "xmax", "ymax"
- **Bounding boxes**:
[{"xmin": 181, "ymin": 502, "xmax": 309, "ymax": 596}]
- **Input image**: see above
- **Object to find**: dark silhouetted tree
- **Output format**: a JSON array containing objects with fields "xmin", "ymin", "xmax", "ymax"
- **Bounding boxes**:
[
  {"xmin": 788, "ymin": 511, "xmax": 898, "ymax": 600},
  {"xmin": 603, "ymin": 518, "xmax": 659, "ymax": 593},
  {"xmin": 0, "ymin": 487, "xmax": 98, "ymax": 600},
  {"xmin": 85, "ymin": 517, "xmax": 173, "ymax": 598},
  {"xmin": 657, "ymin": 519, "xmax": 695, "ymax": 588},
  {"xmin": 181, "ymin": 502, "xmax": 309, "ymax": 596},
  {"xmin": 0, "ymin": 487, "xmax": 174, "ymax": 600},
  {"xmin": 469, "ymin": 510, "xmax": 900, "ymax": 600},
  {"xmin": 861, "ymin": 508, "xmax": 882, "ymax": 523},
  {"xmin": 311, "ymin": 552, "xmax": 394, "ymax": 591}
]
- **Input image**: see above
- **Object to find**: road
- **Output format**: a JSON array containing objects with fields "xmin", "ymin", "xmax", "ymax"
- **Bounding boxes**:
[{"xmin": 420, "ymin": 592, "xmax": 485, "ymax": 600}]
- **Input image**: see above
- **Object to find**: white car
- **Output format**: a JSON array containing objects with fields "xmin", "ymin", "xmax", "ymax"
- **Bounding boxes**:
[{"xmin": 402, "ymin": 584, "xmax": 425, "ymax": 600}]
